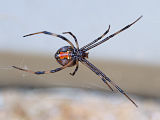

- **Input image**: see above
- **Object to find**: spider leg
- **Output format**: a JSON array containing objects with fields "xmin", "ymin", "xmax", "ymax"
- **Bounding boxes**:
[
  {"xmin": 80, "ymin": 59, "xmax": 114, "ymax": 91},
  {"xmin": 83, "ymin": 16, "xmax": 142, "ymax": 52},
  {"xmin": 80, "ymin": 25, "xmax": 110, "ymax": 50},
  {"xmin": 70, "ymin": 61, "xmax": 79, "ymax": 76},
  {"xmin": 80, "ymin": 58, "xmax": 138, "ymax": 107},
  {"xmin": 62, "ymin": 32, "xmax": 79, "ymax": 50},
  {"xmin": 23, "ymin": 31, "xmax": 75, "ymax": 48},
  {"xmin": 12, "ymin": 61, "xmax": 74, "ymax": 75}
]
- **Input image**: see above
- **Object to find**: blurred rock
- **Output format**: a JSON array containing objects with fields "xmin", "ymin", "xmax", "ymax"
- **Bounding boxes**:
[{"xmin": 0, "ymin": 88, "xmax": 160, "ymax": 120}]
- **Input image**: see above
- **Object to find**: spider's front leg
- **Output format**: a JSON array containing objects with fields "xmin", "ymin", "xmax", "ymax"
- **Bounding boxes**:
[
  {"xmin": 12, "ymin": 61, "xmax": 74, "ymax": 75},
  {"xmin": 80, "ymin": 58, "xmax": 138, "ymax": 107},
  {"xmin": 80, "ymin": 25, "xmax": 110, "ymax": 50},
  {"xmin": 80, "ymin": 59, "xmax": 114, "ymax": 91}
]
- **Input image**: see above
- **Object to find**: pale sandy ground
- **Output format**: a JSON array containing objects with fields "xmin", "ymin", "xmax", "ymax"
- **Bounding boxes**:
[
  {"xmin": 0, "ymin": 88, "xmax": 160, "ymax": 120},
  {"xmin": 0, "ymin": 52, "xmax": 160, "ymax": 119}
]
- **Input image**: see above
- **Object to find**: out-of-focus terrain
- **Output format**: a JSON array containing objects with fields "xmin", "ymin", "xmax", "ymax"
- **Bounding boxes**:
[
  {"xmin": 0, "ymin": 88, "xmax": 160, "ymax": 120},
  {"xmin": 1, "ymin": 52, "xmax": 160, "ymax": 97},
  {"xmin": 0, "ymin": 52, "xmax": 160, "ymax": 120}
]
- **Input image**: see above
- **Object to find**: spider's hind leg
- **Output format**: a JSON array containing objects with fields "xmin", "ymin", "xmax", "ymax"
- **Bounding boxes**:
[
  {"xmin": 12, "ymin": 61, "xmax": 74, "ymax": 75},
  {"xmin": 70, "ymin": 61, "xmax": 79, "ymax": 76},
  {"xmin": 12, "ymin": 66, "xmax": 63, "ymax": 75},
  {"xmin": 63, "ymin": 32, "xmax": 79, "ymax": 50},
  {"xmin": 23, "ymin": 31, "xmax": 75, "ymax": 48}
]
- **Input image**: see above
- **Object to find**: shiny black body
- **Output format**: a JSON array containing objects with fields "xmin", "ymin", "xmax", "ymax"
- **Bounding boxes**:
[
  {"xmin": 12, "ymin": 16, "xmax": 142, "ymax": 107},
  {"xmin": 55, "ymin": 46, "xmax": 76, "ymax": 66}
]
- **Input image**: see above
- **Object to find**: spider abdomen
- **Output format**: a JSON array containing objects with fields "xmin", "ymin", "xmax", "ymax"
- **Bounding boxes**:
[{"xmin": 55, "ymin": 46, "xmax": 76, "ymax": 67}]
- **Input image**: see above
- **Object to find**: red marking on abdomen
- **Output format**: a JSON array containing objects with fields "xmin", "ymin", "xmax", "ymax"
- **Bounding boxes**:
[{"xmin": 59, "ymin": 51, "xmax": 70, "ymax": 59}]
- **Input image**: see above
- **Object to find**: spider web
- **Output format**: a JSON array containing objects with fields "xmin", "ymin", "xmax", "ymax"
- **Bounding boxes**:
[
  {"xmin": 0, "ymin": 54, "xmax": 45, "ymax": 81},
  {"xmin": 0, "ymin": 66, "xmax": 12, "ymax": 70},
  {"xmin": 15, "ymin": 56, "xmax": 46, "ymax": 80}
]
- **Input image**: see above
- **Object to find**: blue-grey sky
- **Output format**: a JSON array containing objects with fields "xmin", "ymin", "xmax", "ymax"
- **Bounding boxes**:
[{"xmin": 0, "ymin": 0, "xmax": 160, "ymax": 64}]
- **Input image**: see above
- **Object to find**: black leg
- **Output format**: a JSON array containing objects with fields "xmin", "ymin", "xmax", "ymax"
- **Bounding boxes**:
[
  {"xmin": 12, "ymin": 60, "xmax": 74, "ymax": 75},
  {"xmin": 80, "ymin": 58, "xmax": 138, "ymax": 107},
  {"xmin": 80, "ymin": 25, "xmax": 110, "ymax": 50},
  {"xmin": 70, "ymin": 61, "xmax": 79, "ymax": 76},
  {"xmin": 62, "ymin": 32, "xmax": 79, "ymax": 50},
  {"xmin": 80, "ymin": 59, "xmax": 114, "ymax": 91},
  {"xmin": 83, "ymin": 16, "xmax": 142, "ymax": 52},
  {"xmin": 23, "ymin": 31, "xmax": 75, "ymax": 48}
]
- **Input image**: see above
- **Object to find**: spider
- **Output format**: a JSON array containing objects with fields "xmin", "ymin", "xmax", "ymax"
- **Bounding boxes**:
[{"xmin": 12, "ymin": 16, "xmax": 142, "ymax": 107}]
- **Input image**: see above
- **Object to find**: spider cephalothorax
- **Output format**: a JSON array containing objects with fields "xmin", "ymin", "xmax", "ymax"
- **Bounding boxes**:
[{"xmin": 12, "ymin": 16, "xmax": 142, "ymax": 107}]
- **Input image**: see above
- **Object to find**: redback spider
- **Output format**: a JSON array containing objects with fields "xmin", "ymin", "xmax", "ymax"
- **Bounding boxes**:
[{"xmin": 13, "ymin": 16, "xmax": 142, "ymax": 107}]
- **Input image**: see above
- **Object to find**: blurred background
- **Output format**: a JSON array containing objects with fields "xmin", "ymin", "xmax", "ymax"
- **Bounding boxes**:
[{"xmin": 0, "ymin": 0, "xmax": 160, "ymax": 120}]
